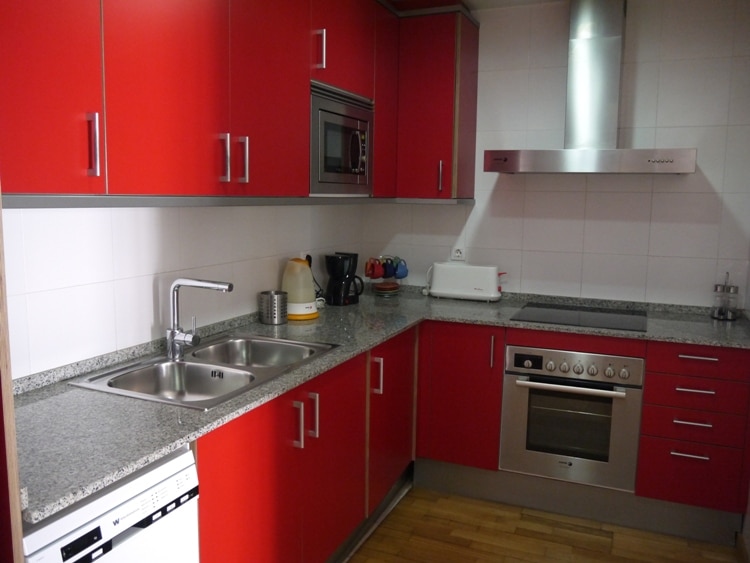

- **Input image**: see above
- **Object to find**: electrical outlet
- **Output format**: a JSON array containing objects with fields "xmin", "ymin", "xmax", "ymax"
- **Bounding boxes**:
[
  {"xmin": 300, "ymin": 251, "xmax": 310, "ymax": 260},
  {"xmin": 451, "ymin": 247, "xmax": 465, "ymax": 261}
]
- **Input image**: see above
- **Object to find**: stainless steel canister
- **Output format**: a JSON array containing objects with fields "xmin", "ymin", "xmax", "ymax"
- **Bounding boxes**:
[{"xmin": 258, "ymin": 290, "xmax": 288, "ymax": 325}]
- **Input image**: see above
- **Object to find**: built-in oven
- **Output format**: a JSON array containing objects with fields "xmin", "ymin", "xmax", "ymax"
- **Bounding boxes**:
[
  {"xmin": 310, "ymin": 81, "xmax": 373, "ymax": 197},
  {"xmin": 500, "ymin": 345, "xmax": 644, "ymax": 491}
]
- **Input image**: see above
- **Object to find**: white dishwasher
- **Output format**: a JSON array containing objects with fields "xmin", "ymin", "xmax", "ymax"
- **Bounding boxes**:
[{"xmin": 23, "ymin": 447, "xmax": 199, "ymax": 563}]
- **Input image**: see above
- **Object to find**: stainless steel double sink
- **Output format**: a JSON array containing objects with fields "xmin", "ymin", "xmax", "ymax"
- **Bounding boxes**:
[{"xmin": 71, "ymin": 334, "xmax": 338, "ymax": 410}]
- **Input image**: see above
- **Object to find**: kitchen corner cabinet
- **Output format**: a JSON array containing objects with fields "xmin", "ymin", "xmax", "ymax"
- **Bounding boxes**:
[
  {"xmin": 311, "ymin": 0, "xmax": 376, "ymax": 99},
  {"xmin": 417, "ymin": 321, "xmax": 503, "ymax": 470},
  {"xmin": 227, "ymin": 1, "xmax": 310, "ymax": 196},
  {"xmin": 104, "ymin": 0, "xmax": 231, "ymax": 196},
  {"xmin": 368, "ymin": 328, "xmax": 415, "ymax": 514},
  {"xmin": 372, "ymin": 2, "xmax": 400, "ymax": 198},
  {"xmin": 0, "ymin": 1, "xmax": 105, "ymax": 194},
  {"xmin": 636, "ymin": 342, "xmax": 750, "ymax": 513},
  {"xmin": 396, "ymin": 12, "xmax": 478, "ymax": 199},
  {"xmin": 198, "ymin": 354, "xmax": 366, "ymax": 563}
]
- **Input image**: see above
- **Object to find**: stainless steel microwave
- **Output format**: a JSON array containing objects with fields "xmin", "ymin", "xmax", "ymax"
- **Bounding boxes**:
[{"xmin": 310, "ymin": 82, "xmax": 373, "ymax": 197}]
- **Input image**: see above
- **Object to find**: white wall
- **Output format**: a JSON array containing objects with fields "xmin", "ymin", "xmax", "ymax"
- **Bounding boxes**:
[{"xmin": 3, "ymin": 0, "xmax": 750, "ymax": 380}]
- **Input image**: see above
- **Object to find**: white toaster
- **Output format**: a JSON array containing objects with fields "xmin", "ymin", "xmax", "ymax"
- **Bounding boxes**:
[{"xmin": 428, "ymin": 261, "xmax": 502, "ymax": 302}]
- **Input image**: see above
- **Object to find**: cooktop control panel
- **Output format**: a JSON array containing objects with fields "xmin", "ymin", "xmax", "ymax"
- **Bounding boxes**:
[{"xmin": 505, "ymin": 345, "xmax": 645, "ymax": 387}]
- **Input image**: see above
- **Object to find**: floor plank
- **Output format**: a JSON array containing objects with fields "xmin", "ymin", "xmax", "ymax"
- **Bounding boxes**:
[{"xmin": 350, "ymin": 488, "xmax": 740, "ymax": 562}]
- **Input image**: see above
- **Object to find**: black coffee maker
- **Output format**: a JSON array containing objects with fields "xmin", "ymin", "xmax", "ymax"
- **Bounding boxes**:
[{"xmin": 325, "ymin": 252, "xmax": 364, "ymax": 306}]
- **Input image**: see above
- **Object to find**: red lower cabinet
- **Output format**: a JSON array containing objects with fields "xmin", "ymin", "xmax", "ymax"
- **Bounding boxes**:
[
  {"xmin": 198, "ymin": 354, "xmax": 366, "ymax": 562},
  {"xmin": 417, "ymin": 321, "xmax": 503, "ymax": 470},
  {"xmin": 368, "ymin": 328, "xmax": 415, "ymax": 514},
  {"xmin": 636, "ymin": 342, "xmax": 750, "ymax": 513}
]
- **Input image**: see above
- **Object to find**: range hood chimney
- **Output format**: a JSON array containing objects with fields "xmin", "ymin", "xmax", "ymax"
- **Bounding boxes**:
[{"xmin": 484, "ymin": 0, "xmax": 696, "ymax": 174}]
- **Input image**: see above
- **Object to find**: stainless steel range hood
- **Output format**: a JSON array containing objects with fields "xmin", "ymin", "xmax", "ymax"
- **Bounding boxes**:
[{"xmin": 484, "ymin": 0, "xmax": 697, "ymax": 174}]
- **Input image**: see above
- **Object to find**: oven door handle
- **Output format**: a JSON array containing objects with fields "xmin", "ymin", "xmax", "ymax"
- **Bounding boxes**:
[{"xmin": 514, "ymin": 379, "xmax": 627, "ymax": 399}]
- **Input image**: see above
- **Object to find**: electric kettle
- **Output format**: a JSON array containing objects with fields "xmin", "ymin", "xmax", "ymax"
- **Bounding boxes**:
[{"xmin": 281, "ymin": 258, "xmax": 319, "ymax": 320}]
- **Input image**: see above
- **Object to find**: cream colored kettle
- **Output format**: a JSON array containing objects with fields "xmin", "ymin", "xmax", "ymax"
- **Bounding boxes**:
[{"xmin": 281, "ymin": 258, "xmax": 319, "ymax": 320}]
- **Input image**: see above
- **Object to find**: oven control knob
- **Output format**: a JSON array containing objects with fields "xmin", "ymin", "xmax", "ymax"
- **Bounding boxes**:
[
  {"xmin": 604, "ymin": 366, "xmax": 616, "ymax": 378},
  {"xmin": 559, "ymin": 361, "xmax": 570, "ymax": 373},
  {"xmin": 523, "ymin": 359, "xmax": 533, "ymax": 368},
  {"xmin": 587, "ymin": 365, "xmax": 598, "ymax": 376},
  {"xmin": 545, "ymin": 360, "xmax": 556, "ymax": 372},
  {"xmin": 619, "ymin": 368, "xmax": 631, "ymax": 380},
  {"xmin": 573, "ymin": 363, "xmax": 584, "ymax": 375}
]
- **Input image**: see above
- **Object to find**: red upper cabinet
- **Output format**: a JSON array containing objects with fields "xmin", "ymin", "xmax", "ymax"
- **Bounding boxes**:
[
  {"xmin": 103, "ymin": 0, "xmax": 231, "ymax": 195},
  {"xmin": 372, "ymin": 3, "xmax": 400, "ymax": 198},
  {"xmin": 0, "ymin": 1, "xmax": 105, "ymax": 194},
  {"xmin": 311, "ymin": 0, "xmax": 376, "ymax": 99},
  {"xmin": 396, "ymin": 11, "xmax": 478, "ymax": 199},
  {"xmin": 227, "ymin": 1, "xmax": 310, "ymax": 196}
]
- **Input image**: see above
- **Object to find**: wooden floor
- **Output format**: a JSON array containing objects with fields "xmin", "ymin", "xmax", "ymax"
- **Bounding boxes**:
[{"xmin": 351, "ymin": 488, "xmax": 741, "ymax": 562}]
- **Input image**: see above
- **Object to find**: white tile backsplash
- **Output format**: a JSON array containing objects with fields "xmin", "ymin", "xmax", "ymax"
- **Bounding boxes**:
[{"xmin": 3, "ymin": 0, "xmax": 750, "ymax": 380}]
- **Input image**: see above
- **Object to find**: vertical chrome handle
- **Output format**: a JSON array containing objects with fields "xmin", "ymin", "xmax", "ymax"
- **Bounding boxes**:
[
  {"xmin": 489, "ymin": 335, "xmax": 495, "ymax": 369},
  {"xmin": 86, "ymin": 112, "xmax": 100, "ymax": 177},
  {"xmin": 673, "ymin": 418, "xmax": 713, "ymax": 429},
  {"xmin": 372, "ymin": 357, "xmax": 384, "ymax": 395},
  {"xmin": 307, "ymin": 392, "xmax": 320, "ymax": 438},
  {"xmin": 670, "ymin": 450, "xmax": 710, "ymax": 461},
  {"xmin": 219, "ymin": 133, "xmax": 231, "ymax": 182},
  {"xmin": 437, "ymin": 160, "xmax": 443, "ymax": 192},
  {"xmin": 293, "ymin": 400, "xmax": 305, "ymax": 448},
  {"xmin": 314, "ymin": 29, "xmax": 327, "ymax": 69},
  {"xmin": 238, "ymin": 136, "xmax": 249, "ymax": 183}
]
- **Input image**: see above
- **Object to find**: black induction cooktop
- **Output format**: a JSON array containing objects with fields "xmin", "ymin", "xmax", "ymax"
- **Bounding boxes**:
[{"xmin": 511, "ymin": 302, "xmax": 648, "ymax": 332}]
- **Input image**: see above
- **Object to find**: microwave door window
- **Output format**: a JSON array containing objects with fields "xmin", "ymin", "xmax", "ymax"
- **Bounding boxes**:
[{"xmin": 324, "ymin": 122, "xmax": 345, "ymax": 174}]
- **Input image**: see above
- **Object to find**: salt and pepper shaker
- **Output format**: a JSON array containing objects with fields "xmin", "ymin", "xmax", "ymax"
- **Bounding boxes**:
[{"xmin": 711, "ymin": 272, "xmax": 740, "ymax": 321}]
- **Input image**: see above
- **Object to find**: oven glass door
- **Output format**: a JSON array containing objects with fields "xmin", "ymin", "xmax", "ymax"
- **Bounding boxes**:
[{"xmin": 526, "ymin": 384, "xmax": 613, "ymax": 462}]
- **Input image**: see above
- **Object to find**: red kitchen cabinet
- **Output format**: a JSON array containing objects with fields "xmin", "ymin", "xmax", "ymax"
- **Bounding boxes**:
[
  {"xmin": 104, "ymin": 0, "xmax": 231, "ymax": 195},
  {"xmin": 198, "ymin": 396, "xmax": 301, "ymax": 563},
  {"xmin": 417, "ymin": 321, "xmax": 503, "ymax": 470},
  {"xmin": 227, "ymin": 1, "xmax": 310, "ymax": 196},
  {"xmin": 199, "ymin": 354, "xmax": 366, "ymax": 562},
  {"xmin": 311, "ymin": 0, "xmax": 376, "ymax": 99},
  {"xmin": 368, "ymin": 328, "xmax": 415, "ymax": 514},
  {"xmin": 372, "ymin": 2, "xmax": 399, "ymax": 198},
  {"xmin": 0, "ymin": 1, "xmax": 105, "ymax": 194},
  {"xmin": 636, "ymin": 342, "xmax": 750, "ymax": 512},
  {"xmin": 396, "ymin": 12, "xmax": 478, "ymax": 199}
]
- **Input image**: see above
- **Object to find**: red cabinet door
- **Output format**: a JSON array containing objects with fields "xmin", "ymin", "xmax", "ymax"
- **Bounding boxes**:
[
  {"xmin": 299, "ymin": 355, "xmax": 367, "ymax": 563},
  {"xmin": 0, "ymin": 0, "xmax": 105, "ymax": 194},
  {"xmin": 198, "ymin": 395, "xmax": 301, "ymax": 563},
  {"xmin": 104, "ymin": 0, "xmax": 231, "ymax": 195},
  {"xmin": 228, "ymin": 1, "xmax": 310, "ymax": 196},
  {"xmin": 417, "ymin": 321, "xmax": 503, "ymax": 470},
  {"xmin": 311, "ymin": 0, "xmax": 376, "ymax": 99},
  {"xmin": 368, "ymin": 328, "xmax": 415, "ymax": 513},
  {"xmin": 396, "ymin": 12, "xmax": 478, "ymax": 199},
  {"xmin": 372, "ymin": 2, "xmax": 399, "ymax": 198}
]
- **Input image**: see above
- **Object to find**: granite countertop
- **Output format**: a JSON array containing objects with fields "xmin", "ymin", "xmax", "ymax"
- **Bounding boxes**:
[{"xmin": 15, "ymin": 291, "xmax": 750, "ymax": 527}]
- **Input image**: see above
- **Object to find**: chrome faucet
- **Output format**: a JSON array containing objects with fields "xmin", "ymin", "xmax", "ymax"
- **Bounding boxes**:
[{"xmin": 167, "ymin": 278, "xmax": 234, "ymax": 361}]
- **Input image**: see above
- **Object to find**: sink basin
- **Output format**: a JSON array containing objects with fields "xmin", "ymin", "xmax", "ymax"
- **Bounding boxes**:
[
  {"xmin": 72, "ymin": 360, "xmax": 256, "ymax": 411},
  {"xmin": 190, "ymin": 334, "xmax": 337, "ymax": 369}
]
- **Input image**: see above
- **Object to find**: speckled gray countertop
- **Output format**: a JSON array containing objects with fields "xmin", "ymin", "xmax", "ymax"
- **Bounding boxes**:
[{"xmin": 15, "ymin": 291, "xmax": 750, "ymax": 527}]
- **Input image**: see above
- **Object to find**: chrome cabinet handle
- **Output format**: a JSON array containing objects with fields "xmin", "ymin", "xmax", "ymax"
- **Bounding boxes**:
[
  {"xmin": 308, "ymin": 392, "xmax": 320, "ymax": 438},
  {"xmin": 670, "ymin": 450, "xmax": 710, "ymax": 462},
  {"xmin": 86, "ymin": 112, "xmax": 100, "ymax": 177},
  {"xmin": 490, "ymin": 335, "xmax": 495, "ymax": 369},
  {"xmin": 673, "ymin": 418, "xmax": 713, "ymax": 429},
  {"xmin": 238, "ymin": 136, "xmax": 249, "ymax": 183},
  {"xmin": 314, "ymin": 28, "xmax": 327, "ymax": 69},
  {"xmin": 293, "ymin": 400, "xmax": 304, "ymax": 449},
  {"xmin": 675, "ymin": 386, "xmax": 716, "ymax": 395},
  {"xmin": 437, "ymin": 160, "xmax": 443, "ymax": 192},
  {"xmin": 219, "ymin": 133, "xmax": 230, "ymax": 182},
  {"xmin": 372, "ymin": 357, "xmax": 384, "ymax": 395},
  {"xmin": 515, "ymin": 379, "xmax": 626, "ymax": 399},
  {"xmin": 677, "ymin": 354, "xmax": 718, "ymax": 362}
]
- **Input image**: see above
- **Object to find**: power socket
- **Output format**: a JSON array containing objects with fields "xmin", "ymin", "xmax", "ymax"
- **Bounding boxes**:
[{"xmin": 451, "ymin": 247, "xmax": 466, "ymax": 261}]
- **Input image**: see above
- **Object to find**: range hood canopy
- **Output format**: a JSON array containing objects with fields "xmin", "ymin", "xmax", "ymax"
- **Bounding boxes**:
[{"xmin": 484, "ymin": 0, "xmax": 697, "ymax": 174}]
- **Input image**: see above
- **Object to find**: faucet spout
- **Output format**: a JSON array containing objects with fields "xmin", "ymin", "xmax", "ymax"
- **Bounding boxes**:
[{"xmin": 167, "ymin": 278, "xmax": 234, "ymax": 361}]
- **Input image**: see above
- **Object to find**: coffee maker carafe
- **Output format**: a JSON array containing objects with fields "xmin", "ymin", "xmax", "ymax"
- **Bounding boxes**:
[{"xmin": 325, "ymin": 252, "xmax": 364, "ymax": 306}]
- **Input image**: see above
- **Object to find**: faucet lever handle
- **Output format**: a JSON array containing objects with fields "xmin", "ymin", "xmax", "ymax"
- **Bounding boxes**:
[{"xmin": 191, "ymin": 315, "xmax": 197, "ymax": 334}]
